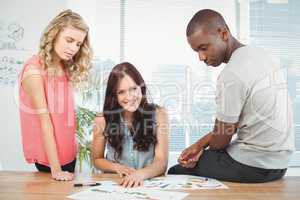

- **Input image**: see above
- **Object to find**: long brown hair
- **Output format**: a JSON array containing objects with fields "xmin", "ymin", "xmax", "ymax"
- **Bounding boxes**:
[{"xmin": 103, "ymin": 62, "xmax": 157, "ymax": 160}]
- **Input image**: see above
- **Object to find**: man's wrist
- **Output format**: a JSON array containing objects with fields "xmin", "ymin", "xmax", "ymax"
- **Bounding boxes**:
[{"xmin": 195, "ymin": 139, "xmax": 208, "ymax": 150}]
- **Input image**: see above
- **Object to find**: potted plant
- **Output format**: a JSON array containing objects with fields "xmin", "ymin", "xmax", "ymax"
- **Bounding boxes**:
[
  {"xmin": 75, "ymin": 58, "xmax": 114, "ymax": 172},
  {"xmin": 76, "ymin": 106, "xmax": 96, "ymax": 172}
]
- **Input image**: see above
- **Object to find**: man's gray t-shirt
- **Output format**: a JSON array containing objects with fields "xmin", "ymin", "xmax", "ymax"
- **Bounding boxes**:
[{"xmin": 216, "ymin": 45, "xmax": 295, "ymax": 169}]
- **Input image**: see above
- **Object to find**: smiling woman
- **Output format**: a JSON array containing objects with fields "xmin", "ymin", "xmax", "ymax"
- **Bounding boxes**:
[
  {"xmin": 18, "ymin": 9, "xmax": 93, "ymax": 181},
  {"xmin": 92, "ymin": 62, "xmax": 169, "ymax": 188}
]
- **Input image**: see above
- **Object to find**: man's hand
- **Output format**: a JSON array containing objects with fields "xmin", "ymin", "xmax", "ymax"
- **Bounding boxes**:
[{"xmin": 178, "ymin": 142, "xmax": 204, "ymax": 168}]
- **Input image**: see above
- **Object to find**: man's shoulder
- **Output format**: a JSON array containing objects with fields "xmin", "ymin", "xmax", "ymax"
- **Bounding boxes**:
[
  {"xmin": 230, "ymin": 45, "xmax": 262, "ymax": 59},
  {"xmin": 223, "ymin": 45, "xmax": 273, "ymax": 81}
]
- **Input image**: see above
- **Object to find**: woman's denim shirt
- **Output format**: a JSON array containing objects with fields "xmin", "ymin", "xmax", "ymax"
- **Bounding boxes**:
[{"xmin": 106, "ymin": 114, "xmax": 155, "ymax": 169}]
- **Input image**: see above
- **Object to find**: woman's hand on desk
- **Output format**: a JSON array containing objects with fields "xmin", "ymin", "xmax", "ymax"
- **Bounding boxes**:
[
  {"xmin": 113, "ymin": 163, "xmax": 136, "ymax": 177},
  {"xmin": 119, "ymin": 171, "xmax": 144, "ymax": 188},
  {"xmin": 51, "ymin": 171, "xmax": 74, "ymax": 181}
]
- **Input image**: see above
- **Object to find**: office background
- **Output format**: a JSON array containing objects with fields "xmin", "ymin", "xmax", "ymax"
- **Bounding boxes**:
[{"xmin": 0, "ymin": 0, "xmax": 299, "ymax": 171}]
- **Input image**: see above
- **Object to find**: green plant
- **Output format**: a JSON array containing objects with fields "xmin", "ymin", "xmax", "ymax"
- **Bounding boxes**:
[
  {"xmin": 76, "ymin": 106, "xmax": 96, "ymax": 172},
  {"xmin": 75, "ymin": 58, "xmax": 114, "ymax": 172}
]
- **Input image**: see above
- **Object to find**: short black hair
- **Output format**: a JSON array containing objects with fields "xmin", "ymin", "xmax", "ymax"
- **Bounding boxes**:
[{"xmin": 186, "ymin": 9, "xmax": 229, "ymax": 37}]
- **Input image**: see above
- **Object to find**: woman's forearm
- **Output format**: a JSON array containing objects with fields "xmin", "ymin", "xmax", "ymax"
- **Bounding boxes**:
[
  {"xmin": 136, "ymin": 159, "xmax": 168, "ymax": 180},
  {"xmin": 40, "ymin": 117, "xmax": 61, "ymax": 173},
  {"xmin": 94, "ymin": 158, "xmax": 119, "ymax": 173}
]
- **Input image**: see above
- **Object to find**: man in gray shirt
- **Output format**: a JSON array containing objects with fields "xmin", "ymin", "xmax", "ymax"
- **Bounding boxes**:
[{"xmin": 168, "ymin": 9, "xmax": 295, "ymax": 183}]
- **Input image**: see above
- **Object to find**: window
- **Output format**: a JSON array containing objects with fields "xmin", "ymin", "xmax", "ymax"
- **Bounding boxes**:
[
  {"xmin": 69, "ymin": 0, "xmax": 300, "ymax": 166},
  {"xmin": 245, "ymin": 0, "xmax": 300, "ymax": 165},
  {"xmin": 119, "ymin": 0, "xmax": 237, "ymax": 152}
]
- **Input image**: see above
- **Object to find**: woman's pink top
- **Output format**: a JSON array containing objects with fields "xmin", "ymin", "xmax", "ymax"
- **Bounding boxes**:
[{"xmin": 19, "ymin": 55, "xmax": 77, "ymax": 166}]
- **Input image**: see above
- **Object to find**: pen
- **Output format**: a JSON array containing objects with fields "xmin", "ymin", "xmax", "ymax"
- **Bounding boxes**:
[{"xmin": 73, "ymin": 182, "xmax": 101, "ymax": 187}]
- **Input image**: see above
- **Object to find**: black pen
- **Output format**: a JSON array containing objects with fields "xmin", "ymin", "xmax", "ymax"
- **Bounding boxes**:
[{"xmin": 73, "ymin": 182, "xmax": 101, "ymax": 187}]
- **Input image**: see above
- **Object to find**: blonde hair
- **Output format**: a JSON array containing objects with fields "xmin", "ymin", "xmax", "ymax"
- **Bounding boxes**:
[{"xmin": 38, "ymin": 9, "xmax": 93, "ymax": 88}]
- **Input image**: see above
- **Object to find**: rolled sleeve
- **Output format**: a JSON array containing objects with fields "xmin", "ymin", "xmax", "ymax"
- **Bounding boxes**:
[{"xmin": 216, "ymin": 71, "xmax": 248, "ymax": 123}]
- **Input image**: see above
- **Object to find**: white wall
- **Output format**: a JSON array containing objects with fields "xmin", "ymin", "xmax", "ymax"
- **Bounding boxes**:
[{"xmin": 0, "ymin": 0, "xmax": 67, "ymax": 171}]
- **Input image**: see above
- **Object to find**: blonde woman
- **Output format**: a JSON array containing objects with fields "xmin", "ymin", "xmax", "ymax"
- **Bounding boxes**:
[{"xmin": 18, "ymin": 9, "xmax": 92, "ymax": 181}]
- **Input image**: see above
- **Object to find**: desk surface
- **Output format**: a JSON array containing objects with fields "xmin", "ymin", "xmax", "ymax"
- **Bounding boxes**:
[{"xmin": 0, "ymin": 171, "xmax": 299, "ymax": 200}]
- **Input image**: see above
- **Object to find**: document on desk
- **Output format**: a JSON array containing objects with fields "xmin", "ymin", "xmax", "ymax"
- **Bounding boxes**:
[
  {"xmin": 144, "ymin": 175, "xmax": 228, "ymax": 190},
  {"xmin": 67, "ymin": 183, "xmax": 188, "ymax": 200},
  {"xmin": 92, "ymin": 175, "xmax": 227, "ymax": 190}
]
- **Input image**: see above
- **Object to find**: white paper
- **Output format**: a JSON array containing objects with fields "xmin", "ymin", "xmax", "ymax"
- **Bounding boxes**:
[
  {"xmin": 144, "ymin": 175, "xmax": 228, "ymax": 190},
  {"xmin": 67, "ymin": 175, "xmax": 227, "ymax": 200},
  {"xmin": 95, "ymin": 176, "xmax": 228, "ymax": 190},
  {"xmin": 67, "ymin": 183, "xmax": 188, "ymax": 200}
]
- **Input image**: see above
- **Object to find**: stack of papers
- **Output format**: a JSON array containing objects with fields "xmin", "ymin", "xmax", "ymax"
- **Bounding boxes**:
[
  {"xmin": 68, "ymin": 182, "xmax": 188, "ymax": 200},
  {"xmin": 67, "ymin": 175, "xmax": 227, "ymax": 200}
]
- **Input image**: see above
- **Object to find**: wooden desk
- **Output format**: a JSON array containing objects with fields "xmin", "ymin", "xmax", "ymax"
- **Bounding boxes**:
[{"xmin": 0, "ymin": 171, "xmax": 299, "ymax": 200}]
